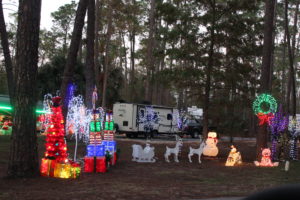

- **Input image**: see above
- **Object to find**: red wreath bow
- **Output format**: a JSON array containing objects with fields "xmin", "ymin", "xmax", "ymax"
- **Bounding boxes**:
[{"xmin": 257, "ymin": 112, "xmax": 274, "ymax": 126}]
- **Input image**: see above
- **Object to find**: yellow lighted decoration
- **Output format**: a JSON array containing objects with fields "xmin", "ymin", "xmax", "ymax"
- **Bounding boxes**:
[
  {"xmin": 54, "ymin": 163, "xmax": 72, "ymax": 179},
  {"xmin": 203, "ymin": 132, "xmax": 219, "ymax": 157},
  {"xmin": 225, "ymin": 145, "xmax": 242, "ymax": 166}
]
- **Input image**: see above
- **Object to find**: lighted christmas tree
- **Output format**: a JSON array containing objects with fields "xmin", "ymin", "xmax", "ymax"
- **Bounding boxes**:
[
  {"xmin": 44, "ymin": 96, "xmax": 68, "ymax": 162},
  {"xmin": 41, "ymin": 96, "xmax": 80, "ymax": 178}
]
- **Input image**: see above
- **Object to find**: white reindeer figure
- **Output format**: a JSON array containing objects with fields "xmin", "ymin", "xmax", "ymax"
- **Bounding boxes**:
[
  {"xmin": 188, "ymin": 136, "xmax": 205, "ymax": 163},
  {"xmin": 165, "ymin": 135, "xmax": 183, "ymax": 162}
]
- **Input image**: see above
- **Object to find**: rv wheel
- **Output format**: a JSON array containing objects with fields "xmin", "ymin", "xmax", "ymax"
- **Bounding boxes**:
[
  {"xmin": 191, "ymin": 130, "xmax": 200, "ymax": 138},
  {"xmin": 150, "ymin": 130, "xmax": 158, "ymax": 138},
  {"xmin": 133, "ymin": 132, "xmax": 138, "ymax": 138}
]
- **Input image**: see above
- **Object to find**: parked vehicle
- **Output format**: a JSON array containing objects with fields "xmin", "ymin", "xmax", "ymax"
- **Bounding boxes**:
[
  {"xmin": 113, "ymin": 103, "xmax": 180, "ymax": 138},
  {"xmin": 182, "ymin": 117, "xmax": 217, "ymax": 138}
]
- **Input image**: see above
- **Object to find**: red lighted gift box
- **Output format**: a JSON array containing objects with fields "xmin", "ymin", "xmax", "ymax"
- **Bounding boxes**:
[
  {"xmin": 84, "ymin": 157, "xmax": 94, "ymax": 173},
  {"xmin": 103, "ymin": 130, "xmax": 114, "ymax": 141},
  {"xmin": 110, "ymin": 152, "xmax": 117, "ymax": 166},
  {"xmin": 89, "ymin": 132, "xmax": 102, "ymax": 144},
  {"xmin": 96, "ymin": 157, "xmax": 106, "ymax": 173},
  {"xmin": 40, "ymin": 158, "xmax": 57, "ymax": 177}
]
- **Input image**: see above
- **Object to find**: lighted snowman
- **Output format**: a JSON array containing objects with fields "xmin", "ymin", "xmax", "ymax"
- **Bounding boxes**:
[{"xmin": 203, "ymin": 131, "xmax": 218, "ymax": 157}]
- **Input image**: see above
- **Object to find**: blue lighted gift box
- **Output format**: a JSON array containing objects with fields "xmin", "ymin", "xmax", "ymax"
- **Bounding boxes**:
[
  {"xmin": 102, "ymin": 140, "xmax": 117, "ymax": 152},
  {"xmin": 86, "ymin": 144, "xmax": 105, "ymax": 157}
]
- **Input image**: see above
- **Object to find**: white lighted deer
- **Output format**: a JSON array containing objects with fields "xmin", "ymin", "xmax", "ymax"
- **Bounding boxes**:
[
  {"xmin": 165, "ymin": 135, "xmax": 183, "ymax": 162},
  {"xmin": 188, "ymin": 136, "xmax": 205, "ymax": 163}
]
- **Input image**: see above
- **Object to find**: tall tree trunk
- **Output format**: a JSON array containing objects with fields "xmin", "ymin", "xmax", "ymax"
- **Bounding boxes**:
[
  {"xmin": 94, "ymin": 0, "xmax": 102, "ymax": 93},
  {"xmin": 85, "ymin": 0, "xmax": 96, "ymax": 109},
  {"xmin": 0, "ymin": 0, "xmax": 14, "ymax": 103},
  {"xmin": 121, "ymin": 31, "xmax": 128, "ymax": 100},
  {"xmin": 60, "ymin": 0, "xmax": 88, "ymax": 115},
  {"xmin": 7, "ymin": 0, "xmax": 41, "ymax": 178},
  {"xmin": 101, "ymin": 1, "xmax": 113, "ymax": 108},
  {"xmin": 202, "ymin": 0, "xmax": 216, "ymax": 138},
  {"xmin": 129, "ymin": 30, "xmax": 135, "ymax": 102},
  {"xmin": 256, "ymin": 0, "xmax": 276, "ymax": 159},
  {"xmin": 145, "ymin": 0, "xmax": 156, "ymax": 102},
  {"xmin": 285, "ymin": 0, "xmax": 298, "ymax": 117}
]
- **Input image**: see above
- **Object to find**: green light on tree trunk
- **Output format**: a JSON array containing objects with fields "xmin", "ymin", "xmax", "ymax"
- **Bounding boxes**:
[{"xmin": 0, "ymin": 105, "xmax": 50, "ymax": 114}]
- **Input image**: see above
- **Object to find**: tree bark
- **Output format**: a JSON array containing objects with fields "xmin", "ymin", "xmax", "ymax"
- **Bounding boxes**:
[
  {"xmin": 7, "ymin": 0, "xmax": 41, "ymax": 178},
  {"xmin": 60, "ymin": 0, "xmax": 88, "ymax": 115},
  {"xmin": 85, "ymin": 0, "xmax": 96, "ymax": 109},
  {"xmin": 121, "ymin": 31, "xmax": 128, "ymax": 100},
  {"xmin": 0, "ymin": 0, "xmax": 14, "ymax": 102},
  {"xmin": 145, "ymin": 0, "xmax": 156, "ymax": 102},
  {"xmin": 256, "ymin": 0, "xmax": 276, "ymax": 159},
  {"xmin": 284, "ymin": 0, "xmax": 298, "ymax": 117},
  {"xmin": 94, "ymin": 0, "xmax": 102, "ymax": 94},
  {"xmin": 101, "ymin": 1, "xmax": 113, "ymax": 108},
  {"xmin": 129, "ymin": 29, "xmax": 135, "ymax": 102},
  {"xmin": 202, "ymin": 0, "xmax": 216, "ymax": 139}
]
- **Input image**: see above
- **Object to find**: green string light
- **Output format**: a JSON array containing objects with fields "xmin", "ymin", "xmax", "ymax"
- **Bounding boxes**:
[
  {"xmin": 0, "ymin": 104, "xmax": 49, "ymax": 114},
  {"xmin": 252, "ymin": 94, "xmax": 277, "ymax": 115}
]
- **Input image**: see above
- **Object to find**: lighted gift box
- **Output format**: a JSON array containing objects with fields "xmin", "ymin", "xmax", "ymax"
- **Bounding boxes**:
[
  {"xmin": 89, "ymin": 132, "xmax": 102, "ymax": 144},
  {"xmin": 70, "ymin": 163, "xmax": 81, "ymax": 178},
  {"xmin": 40, "ymin": 158, "xmax": 51, "ymax": 176},
  {"xmin": 110, "ymin": 152, "xmax": 117, "ymax": 166},
  {"xmin": 84, "ymin": 156, "xmax": 94, "ymax": 173},
  {"xmin": 54, "ymin": 163, "xmax": 71, "ymax": 179},
  {"xmin": 86, "ymin": 144, "xmax": 105, "ymax": 157},
  {"xmin": 96, "ymin": 157, "xmax": 106, "ymax": 173},
  {"xmin": 90, "ymin": 121, "xmax": 101, "ymax": 132},
  {"xmin": 104, "ymin": 121, "xmax": 114, "ymax": 130},
  {"xmin": 103, "ymin": 130, "xmax": 115, "ymax": 141},
  {"xmin": 102, "ymin": 140, "xmax": 117, "ymax": 153},
  {"xmin": 40, "ymin": 158, "xmax": 57, "ymax": 177}
]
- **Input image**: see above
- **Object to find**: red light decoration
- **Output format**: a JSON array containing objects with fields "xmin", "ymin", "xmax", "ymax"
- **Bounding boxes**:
[
  {"xmin": 44, "ymin": 103, "xmax": 68, "ymax": 162},
  {"xmin": 257, "ymin": 112, "xmax": 274, "ymax": 126},
  {"xmin": 40, "ymin": 96, "xmax": 80, "ymax": 178}
]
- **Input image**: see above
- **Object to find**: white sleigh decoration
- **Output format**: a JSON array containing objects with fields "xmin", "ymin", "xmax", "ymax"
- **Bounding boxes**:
[{"xmin": 132, "ymin": 143, "xmax": 156, "ymax": 163}]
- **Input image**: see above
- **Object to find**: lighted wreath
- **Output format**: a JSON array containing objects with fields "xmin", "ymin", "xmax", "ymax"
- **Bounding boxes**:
[
  {"xmin": 252, "ymin": 94, "xmax": 277, "ymax": 115},
  {"xmin": 253, "ymin": 94, "xmax": 277, "ymax": 126}
]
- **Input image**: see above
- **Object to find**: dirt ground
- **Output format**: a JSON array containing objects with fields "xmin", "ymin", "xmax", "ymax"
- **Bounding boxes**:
[{"xmin": 0, "ymin": 135, "xmax": 299, "ymax": 200}]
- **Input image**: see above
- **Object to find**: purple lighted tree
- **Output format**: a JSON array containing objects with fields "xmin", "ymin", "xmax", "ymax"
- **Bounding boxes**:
[{"xmin": 269, "ymin": 105, "xmax": 288, "ymax": 160}]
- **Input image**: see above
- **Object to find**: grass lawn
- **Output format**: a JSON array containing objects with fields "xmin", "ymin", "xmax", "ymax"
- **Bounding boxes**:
[{"xmin": 0, "ymin": 135, "xmax": 299, "ymax": 200}]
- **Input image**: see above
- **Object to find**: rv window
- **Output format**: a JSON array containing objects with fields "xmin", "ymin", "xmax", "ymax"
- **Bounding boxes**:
[
  {"xmin": 140, "ymin": 110, "xmax": 145, "ymax": 118},
  {"xmin": 123, "ymin": 121, "xmax": 128, "ymax": 126},
  {"xmin": 167, "ymin": 114, "xmax": 172, "ymax": 120}
]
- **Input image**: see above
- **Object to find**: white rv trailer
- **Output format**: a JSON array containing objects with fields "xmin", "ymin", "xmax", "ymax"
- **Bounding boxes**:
[{"xmin": 113, "ymin": 103, "xmax": 180, "ymax": 137}]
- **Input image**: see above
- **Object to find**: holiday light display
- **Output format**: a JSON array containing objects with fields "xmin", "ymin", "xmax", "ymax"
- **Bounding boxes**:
[
  {"xmin": 288, "ymin": 116, "xmax": 299, "ymax": 160},
  {"xmin": 203, "ymin": 132, "xmax": 219, "ymax": 157},
  {"xmin": 225, "ymin": 145, "xmax": 242, "ymax": 166},
  {"xmin": 84, "ymin": 87, "xmax": 107, "ymax": 173},
  {"xmin": 102, "ymin": 111, "xmax": 117, "ymax": 166},
  {"xmin": 0, "ymin": 118, "xmax": 12, "ymax": 135},
  {"xmin": 40, "ymin": 96, "xmax": 80, "ymax": 178},
  {"xmin": 254, "ymin": 148, "xmax": 279, "ymax": 167},
  {"xmin": 269, "ymin": 106, "xmax": 288, "ymax": 160},
  {"xmin": 138, "ymin": 106, "xmax": 159, "ymax": 137},
  {"xmin": 252, "ymin": 94, "xmax": 277, "ymax": 125},
  {"xmin": 84, "ymin": 108, "xmax": 106, "ymax": 173},
  {"xmin": 66, "ymin": 95, "xmax": 91, "ymax": 161}
]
